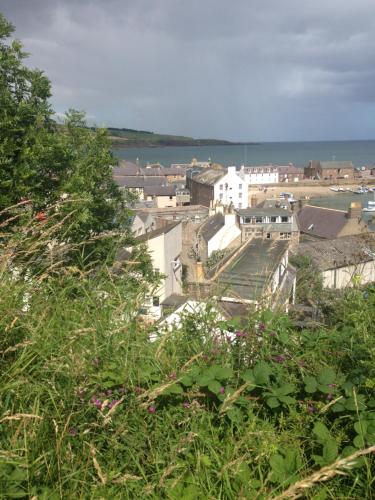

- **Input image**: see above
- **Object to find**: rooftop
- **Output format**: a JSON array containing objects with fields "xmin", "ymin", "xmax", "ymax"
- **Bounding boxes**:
[
  {"xmin": 320, "ymin": 161, "xmax": 354, "ymax": 170},
  {"xmin": 136, "ymin": 221, "xmax": 181, "ymax": 242},
  {"xmin": 144, "ymin": 185, "xmax": 176, "ymax": 197},
  {"xmin": 114, "ymin": 176, "xmax": 166, "ymax": 188},
  {"xmin": 218, "ymin": 239, "xmax": 289, "ymax": 301},
  {"xmin": 297, "ymin": 205, "xmax": 349, "ymax": 238},
  {"xmin": 200, "ymin": 213, "xmax": 225, "ymax": 242},
  {"xmin": 237, "ymin": 204, "xmax": 291, "ymax": 217},
  {"xmin": 298, "ymin": 234, "xmax": 375, "ymax": 270},
  {"xmin": 193, "ymin": 168, "xmax": 226, "ymax": 186}
]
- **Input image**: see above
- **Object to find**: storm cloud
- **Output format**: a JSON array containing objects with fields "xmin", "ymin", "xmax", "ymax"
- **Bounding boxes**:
[{"xmin": 2, "ymin": 0, "xmax": 375, "ymax": 141}]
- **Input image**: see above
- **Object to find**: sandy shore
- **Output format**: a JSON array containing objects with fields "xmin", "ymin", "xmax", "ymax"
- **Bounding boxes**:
[{"xmin": 248, "ymin": 184, "xmax": 366, "ymax": 204}]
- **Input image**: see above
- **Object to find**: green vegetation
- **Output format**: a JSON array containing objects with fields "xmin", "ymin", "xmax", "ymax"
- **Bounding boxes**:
[
  {"xmin": 1, "ymin": 11, "xmax": 375, "ymax": 499},
  {"xmin": 107, "ymin": 127, "xmax": 250, "ymax": 149}
]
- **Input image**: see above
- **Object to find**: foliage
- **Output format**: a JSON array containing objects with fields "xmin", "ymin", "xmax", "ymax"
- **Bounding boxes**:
[
  {"xmin": 1, "ymin": 218, "xmax": 374, "ymax": 498},
  {"xmin": 290, "ymin": 254, "xmax": 324, "ymax": 304},
  {"xmin": 205, "ymin": 248, "xmax": 231, "ymax": 272},
  {"xmin": 0, "ymin": 13, "xmax": 133, "ymax": 266}
]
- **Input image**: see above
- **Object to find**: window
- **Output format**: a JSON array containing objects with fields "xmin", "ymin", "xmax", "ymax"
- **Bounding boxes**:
[
  {"xmin": 219, "ymin": 184, "xmax": 223, "ymax": 190},
  {"xmin": 238, "ymin": 203, "xmax": 242, "ymax": 208},
  {"xmin": 219, "ymin": 193, "xmax": 223, "ymax": 199},
  {"xmin": 266, "ymin": 233, "xmax": 271, "ymax": 239},
  {"xmin": 244, "ymin": 217, "xmax": 251, "ymax": 224},
  {"xmin": 280, "ymin": 233, "xmax": 291, "ymax": 239},
  {"xmin": 239, "ymin": 184, "xmax": 242, "ymax": 189},
  {"xmin": 271, "ymin": 216, "xmax": 277, "ymax": 222},
  {"xmin": 169, "ymin": 196, "xmax": 173, "ymax": 200},
  {"xmin": 239, "ymin": 192, "xmax": 242, "ymax": 198},
  {"xmin": 152, "ymin": 296, "xmax": 160, "ymax": 307},
  {"xmin": 281, "ymin": 216, "xmax": 288, "ymax": 222},
  {"xmin": 255, "ymin": 216, "xmax": 262, "ymax": 223}
]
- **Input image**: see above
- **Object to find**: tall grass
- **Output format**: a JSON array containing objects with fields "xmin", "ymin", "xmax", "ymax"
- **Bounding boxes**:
[{"xmin": 0, "ymin": 207, "xmax": 374, "ymax": 498}]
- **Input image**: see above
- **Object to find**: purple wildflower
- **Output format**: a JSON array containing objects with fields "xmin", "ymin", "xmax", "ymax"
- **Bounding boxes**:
[
  {"xmin": 68, "ymin": 427, "xmax": 77, "ymax": 436},
  {"xmin": 307, "ymin": 405, "xmax": 316, "ymax": 414},
  {"xmin": 148, "ymin": 405, "xmax": 156, "ymax": 414},
  {"xmin": 106, "ymin": 389, "xmax": 113, "ymax": 396},
  {"xmin": 219, "ymin": 386, "xmax": 225, "ymax": 394},
  {"xmin": 92, "ymin": 398, "xmax": 102, "ymax": 410},
  {"xmin": 326, "ymin": 393, "xmax": 333, "ymax": 401},
  {"xmin": 235, "ymin": 330, "xmax": 247, "ymax": 338},
  {"xmin": 272, "ymin": 355, "xmax": 286, "ymax": 363},
  {"xmin": 108, "ymin": 399, "xmax": 119, "ymax": 409},
  {"xmin": 327, "ymin": 383, "xmax": 337, "ymax": 389},
  {"xmin": 258, "ymin": 322, "xmax": 266, "ymax": 332},
  {"xmin": 269, "ymin": 331, "xmax": 277, "ymax": 338},
  {"xmin": 168, "ymin": 371, "xmax": 177, "ymax": 380},
  {"xmin": 182, "ymin": 401, "xmax": 190, "ymax": 409}
]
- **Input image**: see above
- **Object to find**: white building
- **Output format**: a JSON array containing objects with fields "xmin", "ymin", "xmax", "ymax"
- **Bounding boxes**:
[
  {"xmin": 213, "ymin": 166, "xmax": 249, "ymax": 209},
  {"xmin": 137, "ymin": 222, "xmax": 182, "ymax": 319},
  {"xmin": 297, "ymin": 235, "xmax": 375, "ymax": 289},
  {"xmin": 239, "ymin": 165, "xmax": 279, "ymax": 185}
]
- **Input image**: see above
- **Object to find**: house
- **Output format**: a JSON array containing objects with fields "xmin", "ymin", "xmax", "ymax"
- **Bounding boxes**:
[
  {"xmin": 114, "ymin": 175, "xmax": 166, "ymax": 200},
  {"xmin": 297, "ymin": 203, "xmax": 369, "ymax": 239},
  {"xmin": 304, "ymin": 160, "xmax": 354, "ymax": 180},
  {"xmin": 131, "ymin": 211, "xmax": 155, "ymax": 237},
  {"xmin": 239, "ymin": 165, "xmax": 278, "ymax": 185},
  {"xmin": 143, "ymin": 185, "xmax": 177, "ymax": 208},
  {"xmin": 193, "ymin": 209, "xmax": 241, "ymax": 262},
  {"xmin": 176, "ymin": 188, "xmax": 190, "ymax": 206},
  {"xmin": 237, "ymin": 199, "xmax": 299, "ymax": 243},
  {"xmin": 277, "ymin": 165, "xmax": 304, "ymax": 183},
  {"xmin": 217, "ymin": 239, "xmax": 296, "ymax": 311},
  {"xmin": 297, "ymin": 234, "xmax": 375, "ymax": 289},
  {"xmin": 188, "ymin": 166, "xmax": 249, "ymax": 209},
  {"xmin": 136, "ymin": 222, "xmax": 182, "ymax": 319}
]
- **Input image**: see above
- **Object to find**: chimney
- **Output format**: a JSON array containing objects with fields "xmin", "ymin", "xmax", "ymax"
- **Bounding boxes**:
[
  {"xmin": 250, "ymin": 196, "xmax": 258, "ymax": 207},
  {"xmin": 298, "ymin": 197, "xmax": 309, "ymax": 210},
  {"xmin": 347, "ymin": 201, "xmax": 362, "ymax": 219},
  {"xmin": 196, "ymin": 261, "xmax": 204, "ymax": 282}
]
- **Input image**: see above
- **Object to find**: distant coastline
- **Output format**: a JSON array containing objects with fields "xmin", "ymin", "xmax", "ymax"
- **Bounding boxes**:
[{"xmin": 106, "ymin": 126, "xmax": 259, "ymax": 149}]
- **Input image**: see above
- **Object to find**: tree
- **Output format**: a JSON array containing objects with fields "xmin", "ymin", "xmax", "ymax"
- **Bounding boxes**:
[{"xmin": 0, "ymin": 12, "xmax": 133, "ymax": 266}]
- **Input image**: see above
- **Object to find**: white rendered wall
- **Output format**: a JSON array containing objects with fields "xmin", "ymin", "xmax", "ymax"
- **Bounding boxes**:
[
  {"xmin": 207, "ymin": 214, "xmax": 241, "ymax": 256},
  {"xmin": 322, "ymin": 261, "xmax": 375, "ymax": 289},
  {"xmin": 213, "ymin": 166, "xmax": 249, "ymax": 209}
]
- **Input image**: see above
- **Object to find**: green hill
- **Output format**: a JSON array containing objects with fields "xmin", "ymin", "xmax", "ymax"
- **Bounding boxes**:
[{"xmin": 105, "ymin": 126, "xmax": 256, "ymax": 148}]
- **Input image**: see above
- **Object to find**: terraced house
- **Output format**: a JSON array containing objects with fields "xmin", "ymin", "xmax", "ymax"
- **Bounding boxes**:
[{"xmin": 236, "ymin": 199, "xmax": 299, "ymax": 244}]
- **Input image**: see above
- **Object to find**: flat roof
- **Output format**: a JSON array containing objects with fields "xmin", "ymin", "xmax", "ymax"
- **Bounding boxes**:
[{"xmin": 218, "ymin": 239, "xmax": 289, "ymax": 301}]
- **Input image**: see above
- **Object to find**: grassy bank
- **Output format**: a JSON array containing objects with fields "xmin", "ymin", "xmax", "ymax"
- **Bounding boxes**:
[{"xmin": 1, "ymin": 221, "xmax": 375, "ymax": 498}]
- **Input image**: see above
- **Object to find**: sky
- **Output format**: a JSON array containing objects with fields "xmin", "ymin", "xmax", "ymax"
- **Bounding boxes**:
[{"xmin": 1, "ymin": 0, "xmax": 375, "ymax": 142}]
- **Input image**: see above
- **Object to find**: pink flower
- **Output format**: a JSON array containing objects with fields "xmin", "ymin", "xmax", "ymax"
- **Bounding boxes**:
[
  {"xmin": 68, "ymin": 427, "xmax": 77, "ymax": 436},
  {"xmin": 148, "ymin": 405, "xmax": 156, "ymax": 414},
  {"xmin": 219, "ymin": 386, "xmax": 225, "ymax": 394},
  {"xmin": 182, "ymin": 401, "xmax": 190, "ymax": 409}
]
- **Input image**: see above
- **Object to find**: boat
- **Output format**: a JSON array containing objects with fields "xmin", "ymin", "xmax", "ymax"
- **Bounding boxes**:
[
  {"xmin": 351, "ymin": 187, "xmax": 367, "ymax": 194},
  {"xmin": 330, "ymin": 186, "xmax": 340, "ymax": 192},
  {"xmin": 363, "ymin": 201, "xmax": 375, "ymax": 212}
]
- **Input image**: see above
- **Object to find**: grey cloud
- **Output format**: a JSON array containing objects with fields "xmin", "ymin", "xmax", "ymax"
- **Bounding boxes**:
[{"xmin": 1, "ymin": 0, "xmax": 375, "ymax": 140}]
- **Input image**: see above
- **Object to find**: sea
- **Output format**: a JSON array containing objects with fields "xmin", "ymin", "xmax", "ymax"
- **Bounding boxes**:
[{"xmin": 112, "ymin": 140, "xmax": 375, "ymax": 168}]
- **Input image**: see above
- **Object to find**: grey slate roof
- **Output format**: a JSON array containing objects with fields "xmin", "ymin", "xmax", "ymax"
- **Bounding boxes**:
[
  {"xmin": 193, "ymin": 169, "xmax": 226, "ymax": 186},
  {"xmin": 238, "ymin": 207, "xmax": 292, "ymax": 217},
  {"xmin": 144, "ymin": 185, "xmax": 176, "ymax": 197},
  {"xmin": 200, "ymin": 213, "xmax": 225, "ymax": 242},
  {"xmin": 297, "ymin": 205, "xmax": 348, "ymax": 239},
  {"xmin": 320, "ymin": 161, "xmax": 354, "ymax": 170},
  {"xmin": 218, "ymin": 239, "xmax": 289, "ymax": 301},
  {"xmin": 114, "ymin": 176, "xmax": 166, "ymax": 188},
  {"xmin": 136, "ymin": 221, "xmax": 181, "ymax": 242},
  {"xmin": 298, "ymin": 234, "xmax": 375, "ymax": 270}
]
